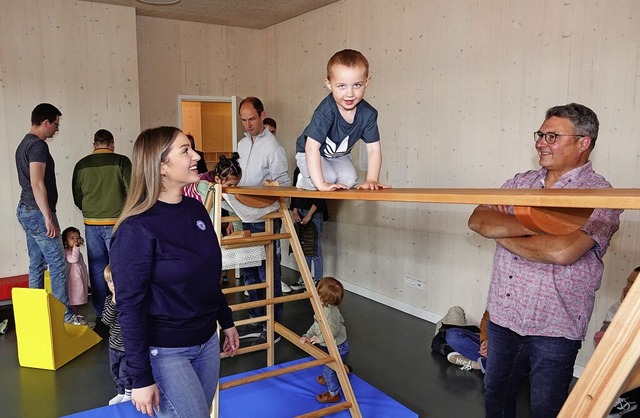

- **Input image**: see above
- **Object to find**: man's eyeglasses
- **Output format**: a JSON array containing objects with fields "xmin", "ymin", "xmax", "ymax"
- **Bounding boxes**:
[
  {"xmin": 50, "ymin": 121, "xmax": 60, "ymax": 128},
  {"xmin": 533, "ymin": 131, "xmax": 583, "ymax": 145}
]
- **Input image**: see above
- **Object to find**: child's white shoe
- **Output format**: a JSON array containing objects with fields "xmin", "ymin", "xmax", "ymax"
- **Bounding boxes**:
[
  {"xmin": 120, "ymin": 394, "xmax": 132, "ymax": 403},
  {"xmin": 109, "ymin": 394, "xmax": 124, "ymax": 405}
]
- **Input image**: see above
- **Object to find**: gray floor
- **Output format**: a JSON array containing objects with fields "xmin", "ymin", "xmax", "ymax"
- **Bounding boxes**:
[{"xmin": 1, "ymin": 268, "xmax": 540, "ymax": 418}]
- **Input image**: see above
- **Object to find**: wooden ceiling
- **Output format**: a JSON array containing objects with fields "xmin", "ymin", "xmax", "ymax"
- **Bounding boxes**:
[{"xmin": 79, "ymin": 0, "xmax": 340, "ymax": 29}]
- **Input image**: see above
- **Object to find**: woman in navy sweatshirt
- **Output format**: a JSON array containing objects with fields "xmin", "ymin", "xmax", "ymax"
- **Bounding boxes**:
[{"xmin": 110, "ymin": 126, "xmax": 239, "ymax": 418}]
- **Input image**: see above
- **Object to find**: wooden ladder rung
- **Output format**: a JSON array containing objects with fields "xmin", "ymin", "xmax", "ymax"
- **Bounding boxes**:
[
  {"xmin": 228, "ymin": 292, "xmax": 313, "ymax": 312},
  {"xmin": 222, "ymin": 211, "xmax": 283, "ymax": 223},
  {"xmin": 221, "ymin": 232, "xmax": 291, "ymax": 248},
  {"xmin": 219, "ymin": 357, "xmax": 334, "ymax": 390},
  {"xmin": 220, "ymin": 343, "xmax": 272, "ymax": 359},
  {"xmin": 232, "ymin": 316, "xmax": 268, "ymax": 327},
  {"xmin": 221, "ymin": 282, "xmax": 268, "ymax": 295},
  {"xmin": 275, "ymin": 323, "xmax": 347, "ymax": 374},
  {"xmin": 295, "ymin": 402, "xmax": 354, "ymax": 418}
]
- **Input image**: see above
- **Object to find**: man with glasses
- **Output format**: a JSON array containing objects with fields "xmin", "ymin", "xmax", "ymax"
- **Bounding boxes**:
[
  {"xmin": 468, "ymin": 103, "xmax": 622, "ymax": 417},
  {"xmin": 15, "ymin": 103, "xmax": 82, "ymax": 325},
  {"xmin": 236, "ymin": 97, "xmax": 291, "ymax": 345}
]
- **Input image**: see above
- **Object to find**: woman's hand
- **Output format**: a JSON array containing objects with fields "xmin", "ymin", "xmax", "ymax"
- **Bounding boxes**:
[
  {"xmin": 223, "ymin": 327, "xmax": 240, "ymax": 357},
  {"xmin": 132, "ymin": 384, "xmax": 160, "ymax": 417}
]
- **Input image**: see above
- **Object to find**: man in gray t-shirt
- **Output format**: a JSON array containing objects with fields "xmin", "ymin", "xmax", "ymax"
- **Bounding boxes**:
[{"xmin": 15, "ymin": 103, "xmax": 76, "ymax": 323}]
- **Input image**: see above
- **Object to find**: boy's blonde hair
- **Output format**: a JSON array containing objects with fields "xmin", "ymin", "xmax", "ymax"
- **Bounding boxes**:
[
  {"xmin": 104, "ymin": 264, "xmax": 112, "ymax": 283},
  {"xmin": 326, "ymin": 49, "xmax": 369, "ymax": 80},
  {"xmin": 317, "ymin": 277, "xmax": 344, "ymax": 306}
]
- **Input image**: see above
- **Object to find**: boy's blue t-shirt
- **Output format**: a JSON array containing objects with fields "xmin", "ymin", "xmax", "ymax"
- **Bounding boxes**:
[{"xmin": 296, "ymin": 93, "xmax": 379, "ymax": 157}]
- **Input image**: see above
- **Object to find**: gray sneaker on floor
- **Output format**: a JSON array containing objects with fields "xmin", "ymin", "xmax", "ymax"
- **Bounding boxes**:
[
  {"xmin": 447, "ymin": 352, "xmax": 474, "ymax": 371},
  {"xmin": 289, "ymin": 278, "xmax": 305, "ymax": 291},
  {"xmin": 237, "ymin": 323, "xmax": 262, "ymax": 339},
  {"xmin": 251, "ymin": 330, "xmax": 281, "ymax": 346}
]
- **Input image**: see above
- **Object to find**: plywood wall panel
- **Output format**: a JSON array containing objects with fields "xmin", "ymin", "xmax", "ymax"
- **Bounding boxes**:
[
  {"xmin": 136, "ymin": 17, "xmax": 264, "ymax": 129},
  {"xmin": 0, "ymin": 0, "xmax": 140, "ymax": 278},
  {"xmin": 263, "ymin": 0, "xmax": 640, "ymax": 368}
]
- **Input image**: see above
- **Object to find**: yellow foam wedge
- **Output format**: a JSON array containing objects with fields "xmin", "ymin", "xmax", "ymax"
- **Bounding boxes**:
[{"xmin": 12, "ymin": 288, "xmax": 102, "ymax": 370}]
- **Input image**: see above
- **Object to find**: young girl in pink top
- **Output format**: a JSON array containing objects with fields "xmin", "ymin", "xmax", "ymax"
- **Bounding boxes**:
[{"xmin": 62, "ymin": 226, "xmax": 89, "ymax": 315}]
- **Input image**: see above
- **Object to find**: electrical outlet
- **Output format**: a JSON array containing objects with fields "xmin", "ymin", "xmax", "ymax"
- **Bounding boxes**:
[{"xmin": 404, "ymin": 275, "xmax": 425, "ymax": 290}]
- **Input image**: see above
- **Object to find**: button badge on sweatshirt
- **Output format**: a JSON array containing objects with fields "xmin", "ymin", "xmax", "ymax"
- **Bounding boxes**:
[{"xmin": 196, "ymin": 220, "xmax": 206, "ymax": 231}]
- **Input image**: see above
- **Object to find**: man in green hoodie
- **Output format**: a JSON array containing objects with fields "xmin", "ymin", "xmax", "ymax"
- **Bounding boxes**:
[{"xmin": 72, "ymin": 129, "xmax": 131, "ymax": 319}]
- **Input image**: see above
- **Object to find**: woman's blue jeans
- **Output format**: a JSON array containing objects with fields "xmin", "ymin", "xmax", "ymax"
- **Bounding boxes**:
[
  {"xmin": 149, "ymin": 332, "xmax": 220, "ymax": 418},
  {"xmin": 484, "ymin": 321, "xmax": 581, "ymax": 418}
]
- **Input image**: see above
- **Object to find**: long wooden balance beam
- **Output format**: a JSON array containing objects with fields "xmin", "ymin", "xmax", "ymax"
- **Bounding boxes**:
[
  {"xmin": 224, "ymin": 186, "xmax": 640, "ymax": 209},
  {"xmin": 224, "ymin": 185, "xmax": 640, "ymax": 417},
  {"xmin": 225, "ymin": 187, "xmax": 640, "ymax": 235}
]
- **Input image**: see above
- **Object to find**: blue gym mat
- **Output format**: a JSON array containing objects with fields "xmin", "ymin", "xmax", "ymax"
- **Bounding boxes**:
[{"xmin": 63, "ymin": 357, "xmax": 418, "ymax": 417}]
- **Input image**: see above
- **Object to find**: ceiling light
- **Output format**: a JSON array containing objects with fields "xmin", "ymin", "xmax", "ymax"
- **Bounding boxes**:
[{"xmin": 138, "ymin": 0, "xmax": 180, "ymax": 4}]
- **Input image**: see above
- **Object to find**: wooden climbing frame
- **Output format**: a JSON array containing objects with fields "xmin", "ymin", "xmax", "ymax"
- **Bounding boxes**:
[
  {"xmin": 218, "ymin": 185, "xmax": 640, "ymax": 418},
  {"xmin": 209, "ymin": 183, "xmax": 361, "ymax": 417}
]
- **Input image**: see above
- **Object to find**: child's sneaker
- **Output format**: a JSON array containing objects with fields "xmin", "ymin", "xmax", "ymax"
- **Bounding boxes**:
[
  {"xmin": 317, "ymin": 391, "xmax": 341, "ymax": 403},
  {"xmin": 316, "ymin": 375, "xmax": 327, "ymax": 385},
  {"xmin": 120, "ymin": 394, "xmax": 132, "ymax": 403},
  {"xmin": 109, "ymin": 394, "xmax": 124, "ymax": 405},
  {"xmin": 67, "ymin": 314, "xmax": 96, "ymax": 329},
  {"xmin": 0, "ymin": 319, "xmax": 8, "ymax": 334}
]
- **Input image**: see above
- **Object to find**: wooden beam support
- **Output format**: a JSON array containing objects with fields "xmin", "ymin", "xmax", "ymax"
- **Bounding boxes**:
[{"xmin": 559, "ymin": 279, "xmax": 640, "ymax": 416}]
